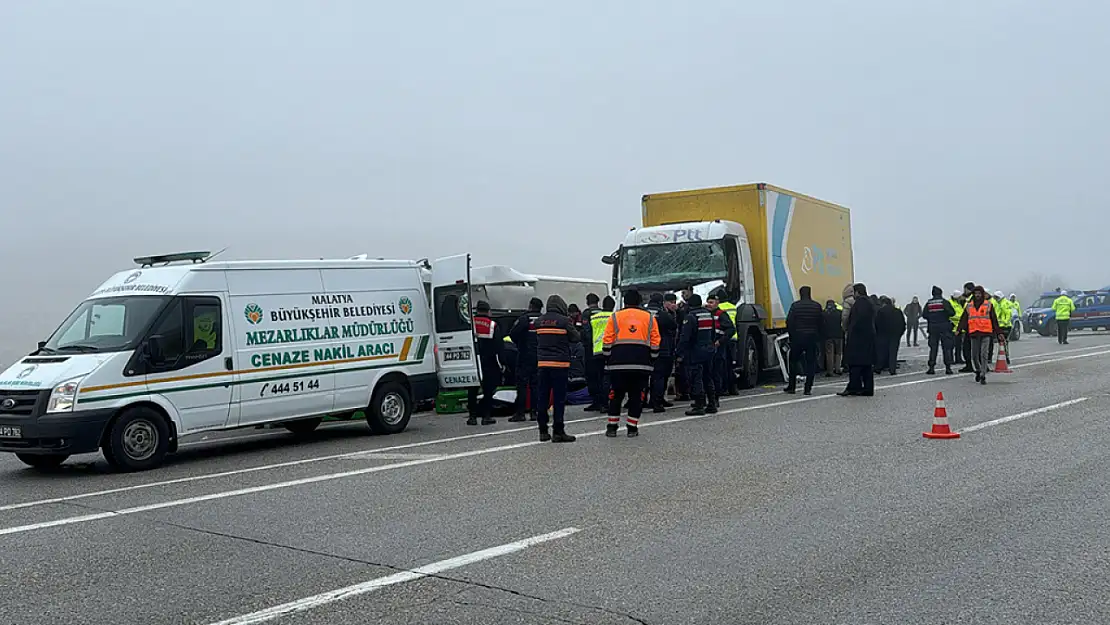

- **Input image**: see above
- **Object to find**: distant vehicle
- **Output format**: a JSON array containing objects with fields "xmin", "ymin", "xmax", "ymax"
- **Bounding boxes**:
[
  {"xmin": 0, "ymin": 252, "xmax": 437, "ymax": 471},
  {"xmin": 1023, "ymin": 290, "xmax": 1104, "ymax": 337},
  {"xmin": 603, "ymin": 183, "xmax": 853, "ymax": 388}
]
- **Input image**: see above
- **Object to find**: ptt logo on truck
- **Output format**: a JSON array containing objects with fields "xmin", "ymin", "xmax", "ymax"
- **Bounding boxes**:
[
  {"xmin": 801, "ymin": 246, "xmax": 842, "ymax": 277},
  {"xmin": 638, "ymin": 228, "xmax": 706, "ymax": 244}
]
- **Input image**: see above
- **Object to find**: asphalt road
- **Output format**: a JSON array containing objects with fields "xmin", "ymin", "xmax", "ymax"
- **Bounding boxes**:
[{"xmin": 3, "ymin": 332, "xmax": 1110, "ymax": 625}]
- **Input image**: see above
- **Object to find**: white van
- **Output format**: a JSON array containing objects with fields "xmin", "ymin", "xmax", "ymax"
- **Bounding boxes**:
[{"xmin": 0, "ymin": 252, "xmax": 437, "ymax": 471}]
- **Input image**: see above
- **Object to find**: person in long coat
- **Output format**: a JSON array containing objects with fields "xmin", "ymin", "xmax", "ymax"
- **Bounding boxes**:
[{"xmin": 839, "ymin": 283, "xmax": 877, "ymax": 397}]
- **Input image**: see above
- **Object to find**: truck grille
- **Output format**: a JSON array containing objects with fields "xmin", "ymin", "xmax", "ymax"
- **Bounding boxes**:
[{"xmin": 0, "ymin": 390, "xmax": 46, "ymax": 417}]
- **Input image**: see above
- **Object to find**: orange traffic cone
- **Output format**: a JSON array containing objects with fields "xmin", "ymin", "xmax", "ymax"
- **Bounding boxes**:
[
  {"xmin": 994, "ymin": 340, "xmax": 1012, "ymax": 373},
  {"xmin": 923, "ymin": 392, "xmax": 960, "ymax": 439}
]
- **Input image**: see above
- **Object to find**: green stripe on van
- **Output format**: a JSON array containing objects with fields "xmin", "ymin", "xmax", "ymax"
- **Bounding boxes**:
[
  {"xmin": 415, "ymin": 335, "xmax": 429, "ymax": 360},
  {"xmin": 77, "ymin": 360, "xmax": 423, "ymax": 405}
]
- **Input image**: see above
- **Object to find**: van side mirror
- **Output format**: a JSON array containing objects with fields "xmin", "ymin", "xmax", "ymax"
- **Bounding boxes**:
[{"xmin": 145, "ymin": 335, "xmax": 165, "ymax": 363}]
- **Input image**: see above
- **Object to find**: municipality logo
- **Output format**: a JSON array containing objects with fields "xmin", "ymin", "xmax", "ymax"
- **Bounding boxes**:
[
  {"xmin": 399, "ymin": 296, "xmax": 413, "ymax": 315},
  {"xmin": 244, "ymin": 303, "xmax": 264, "ymax": 325}
]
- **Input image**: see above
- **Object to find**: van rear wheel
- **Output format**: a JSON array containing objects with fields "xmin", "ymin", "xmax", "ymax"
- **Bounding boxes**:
[
  {"xmin": 283, "ymin": 417, "xmax": 323, "ymax": 436},
  {"xmin": 16, "ymin": 453, "xmax": 69, "ymax": 470},
  {"xmin": 102, "ymin": 407, "xmax": 170, "ymax": 472},
  {"xmin": 367, "ymin": 380, "xmax": 411, "ymax": 435}
]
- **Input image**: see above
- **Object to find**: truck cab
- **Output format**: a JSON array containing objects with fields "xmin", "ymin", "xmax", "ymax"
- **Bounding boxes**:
[{"xmin": 603, "ymin": 220, "xmax": 781, "ymax": 389}]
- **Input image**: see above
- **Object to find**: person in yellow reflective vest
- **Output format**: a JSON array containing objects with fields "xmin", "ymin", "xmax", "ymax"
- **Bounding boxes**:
[
  {"xmin": 584, "ymin": 295, "xmax": 615, "ymax": 410},
  {"xmin": 949, "ymin": 291, "xmax": 965, "ymax": 365},
  {"xmin": 716, "ymin": 299, "xmax": 740, "ymax": 395},
  {"xmin": 990, "ymin": 290, "xmax": 1012, "ymax": 363},
  {"xmin": 1052, "ymin": 290, "xmax": 1076, "ymax": 345}
]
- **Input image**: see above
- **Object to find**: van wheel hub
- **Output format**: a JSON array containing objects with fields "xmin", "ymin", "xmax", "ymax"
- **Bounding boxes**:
[
  {"xmin": 380, "ymin": 393, "xmax": 405, "ymax": 425},
  {"xmin": 122, "ymin": 420, "xmax": 158, "ymax": 461}
]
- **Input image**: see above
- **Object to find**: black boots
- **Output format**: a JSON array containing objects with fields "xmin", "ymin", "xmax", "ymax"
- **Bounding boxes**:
[
  {"xmin": 508, "ymin": 414, "xmax": 527, "ymax": 422},
  {"xmin": 685, "ymin": 404, "xmax": 705, "ymax": 416},
  {"xmin": 626, "ymin": 426, "xmax": 639, "ymax": 438},
  {"xmin": 784, "ymin": 386, "xmax": 796, "ymax": 394},
  {"xmin": 539, "ymin": 425, "xmax": 575, "ymax": 442},
  {"xmin": 606, "ymin": 424, "xmax": 619, "ymax": 437}
]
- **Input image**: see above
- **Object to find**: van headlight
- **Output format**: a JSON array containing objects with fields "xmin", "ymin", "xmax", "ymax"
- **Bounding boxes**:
[{"xmin": 47, "ymin": 377, "xmax": 85, "ymax": 413}]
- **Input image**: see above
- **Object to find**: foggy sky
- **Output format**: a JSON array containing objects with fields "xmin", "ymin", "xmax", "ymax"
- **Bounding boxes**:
[{"xmin": 2, "ymin": 1, "xmax": 1108, "ymax": 366}]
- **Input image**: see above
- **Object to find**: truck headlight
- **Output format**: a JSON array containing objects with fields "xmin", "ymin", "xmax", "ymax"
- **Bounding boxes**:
[{"xmin": 47, "ymin": 377, "xmax": 85, "ymax": 413}]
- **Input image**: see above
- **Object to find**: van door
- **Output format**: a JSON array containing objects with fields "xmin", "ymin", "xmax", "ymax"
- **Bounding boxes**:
[
  {"xmin": 431, "ymin": 254, "xmax": 480, "ymax": 389},
  {"xmin": 141, "ymin": 295, "xmax": 236, "ymax": 432}
]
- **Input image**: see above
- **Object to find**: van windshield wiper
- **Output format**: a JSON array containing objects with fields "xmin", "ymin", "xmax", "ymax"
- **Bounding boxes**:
[{"xmin": 56, "ymin": 344, "xmax": 101, "ymax": 353}]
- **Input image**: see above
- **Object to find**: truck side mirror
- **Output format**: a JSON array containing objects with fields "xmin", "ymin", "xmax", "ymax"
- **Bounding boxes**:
[{"xmin": 601, "ymin": 254, "xmax": 616, "ymax": 265}]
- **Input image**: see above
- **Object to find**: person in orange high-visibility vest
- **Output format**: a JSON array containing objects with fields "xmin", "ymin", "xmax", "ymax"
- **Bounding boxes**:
[
  {"xmin": 602, "ymin": 290, "xmax": 662, "ymax": 438},
  {"xmin": 957, "ymin": 285, "xmax": 1003, "ymax": 385}
]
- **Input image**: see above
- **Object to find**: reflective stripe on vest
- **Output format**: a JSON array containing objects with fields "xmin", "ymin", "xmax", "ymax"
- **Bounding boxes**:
[
  {"xmin": 473, "ymin": 316, "xmax": 496, "ymax": 339},
  {"xmin": 590, "ymin": 311, "xmax": 613, "ymax": 355},
  {"xmin": 967, "ymin": 302, "xmax": 992, "ymax": 334},
  {"xmin": 605, "ymin": 309, "xmax": 656, "ymax": 348}
]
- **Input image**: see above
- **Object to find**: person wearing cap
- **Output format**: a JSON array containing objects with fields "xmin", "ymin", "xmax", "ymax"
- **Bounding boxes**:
[
  {"xmin": 922, "ymin": 286, "xmax": 956, "ymax": 375},
  {"xmin": 508, "ymin": 297, "xmax": 543, "ymax": 422},
  {"xmin": 705, "ymin": 291, "xmax": 737, "ymax": 402},
  {"xmin": 676, "ymin": 293, "xmax": 717, "ymax": 414},
  {"xmin": 467, "ymin": 300, "xmax": 502, "ymax": 425},
  {"xmin": 957, "ymin": 285, "xmax": 1004, "ymax": 384},
  {"xmin": 1008, "ymin": 294, "xmax": 1023, "ymax": 339},
  {"xmin": 1052, "ymin": 289, "xmax": 1076, "ymax": 344}
]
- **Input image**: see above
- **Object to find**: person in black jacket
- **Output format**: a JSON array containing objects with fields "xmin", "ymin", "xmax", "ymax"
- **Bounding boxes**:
[
  {"xmin": 921, "ymin": 285, "xmax": 956, "ymax": 375},
  {"xmin": 534, "ymin": 294, "xmax": 580, "ymax": 443},
  {"xmin": 784, "ymin": 286, "xmax": 824, "ymax": 395},
  {"xmin": 676, "ymin": 294, "xmax": 717, "ymax": 415},
  {"xmin": 646, "ymin": 292, "xmax": 679, "ymax": 412},
  {"xmin": 839, "ymin": 283, "xmax": 877, "ymax": 397},
  {"xmin": 822, "ymin": 299, "xmax": 845, "ymax": 376},
  {"xmin": 468, "ymin": 301, "xmax": 502, "ymax": 425},
  {"xmin": 706, "ymin": 291, "xmax": 736, "ymax": 405},
  {"xmin": 508, "ymin": 298, "xmax": 543, "ymax": 422},
  {"xmin": 875, "ymin": 296, "xmax": 907, "ymax": 375}
]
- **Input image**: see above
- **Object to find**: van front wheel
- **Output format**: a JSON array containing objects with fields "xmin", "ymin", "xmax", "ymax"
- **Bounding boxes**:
[
  {"xmin": 103, "ymin": 407, "xmax": 170, "ymax": 472},
  {"xmin": 367, "ymin": 380, "xmax": 411, "ymax": 435}
]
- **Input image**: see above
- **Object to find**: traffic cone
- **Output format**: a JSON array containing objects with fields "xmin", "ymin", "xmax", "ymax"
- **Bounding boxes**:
[
  {"xmin": 994, "ymin": 340, "xmax": 1012, "ymax": 373},
  {"xmin": 923, "ymin": 392, "xmax": 960, "ymax": 439}
]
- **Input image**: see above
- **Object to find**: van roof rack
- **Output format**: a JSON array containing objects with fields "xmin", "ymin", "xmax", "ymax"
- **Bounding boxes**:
[{"xmin": 134, "ymin": 251, "xmax": 212, "ymax": 268}]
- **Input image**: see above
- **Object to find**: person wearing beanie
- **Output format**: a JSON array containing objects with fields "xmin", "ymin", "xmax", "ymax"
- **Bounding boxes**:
[{"xmin": 533, "ymin": 294, "xmax": 580, "ymax": 442}]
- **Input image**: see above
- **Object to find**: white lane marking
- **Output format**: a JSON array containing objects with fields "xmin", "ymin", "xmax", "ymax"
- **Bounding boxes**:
[
  {"xmin": 958, "ymin": 398, "xmax": 1089, "ymax": 434},
  {"xmin": 206, "ymin": 527, "xmax": 581, "ymax": 625},
  {"xmin": 6, "ymin": 348, "xmax": 1110, "ymax": 537},
  {"xmin": 0, "ymin": 342, "xmax": 1106, "ymax": 516}
]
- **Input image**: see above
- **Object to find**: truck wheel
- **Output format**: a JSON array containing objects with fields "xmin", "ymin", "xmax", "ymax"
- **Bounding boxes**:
[
  {"xmin": 367, "ymin": 379, "xmax": 412, "ymax": 435},
  {"xmin": 102, "ymin": 407, "xmax": 170, "ymax": 472},
  {"xmin": 282, "ymin": 417, "xmax": 323, "ymax": 436},
  {"xmin": 16, "ymin": 453, "xmax": 69, "ymax": 470},
  {"xmin": 738, "ymin": 334, "xmax": 760, "ymax": 390}
]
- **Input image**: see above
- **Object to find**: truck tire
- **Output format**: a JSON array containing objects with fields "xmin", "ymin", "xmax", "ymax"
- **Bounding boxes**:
[
  {"xmin": 16, "ymin": 453, "xmax": 69, "ymax": 470},
  {"xmin": 102, "ymin": 406, "xmax": 171, "ymax": 472},
  {"xmin": 367, "ymin": 379, "xmax": 412, "ymax": 435},
  {"xmin": 282, "ymin": 417, "xmax": 323, "ymax": 436},
  {"xmin": 738, "ymin": 334, "xmax": 760, "ymax": 390}
]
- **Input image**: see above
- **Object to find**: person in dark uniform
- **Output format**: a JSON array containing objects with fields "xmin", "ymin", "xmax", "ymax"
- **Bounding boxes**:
[
  {"xmin": 839, "ymin": 283, "xmax": 877, "ymax": 397},
  {"xmin": 584, "ymin": 295, "xmax": 615, "ymax": 411},
  {"xmin": 467, "ymin": 300, "xmax": 501, "ymax": 425},
  {"xmin": 677, "ymin": 294, "xmax": 717, "ymax": 415},
  {"xmin": 645, "ymin": 293, "xmax": 679, "ymax": 412},
  {"xmin": 706, "ymin": 292, "xmax": 736, "ymax": 405},
  {"xmin": 508, "ymin": 297, "xmax": 542, "ymax": 422},
  {"xmin": 534, "ymin": 294, "xmax": 580, "ymax": 443},
  {"xmin": 921, "ymin": 286, "xmax": 956, "ymax": 375},
  {"xmin": 673, "ymin": 288, "xmax": 694, "ymax": 401}
]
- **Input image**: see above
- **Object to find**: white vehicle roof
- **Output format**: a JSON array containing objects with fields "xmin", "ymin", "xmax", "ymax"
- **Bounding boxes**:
[
  {"xmin": 622, "ymin": 221, "xmax": 747, "ymax": 247},
  {"xmin": 87, "ymin": 258, "xmax": 425, "ymax": 300}
]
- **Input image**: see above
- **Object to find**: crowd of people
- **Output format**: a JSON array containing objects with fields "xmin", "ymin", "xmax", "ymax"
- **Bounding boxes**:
[{"xmin": 464, "ymin": 280, "xmax": 1061, "ymax": 442}]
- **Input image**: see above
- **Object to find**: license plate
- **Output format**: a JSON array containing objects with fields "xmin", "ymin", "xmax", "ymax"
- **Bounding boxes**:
[
  {"xmin": 0, "ymin": 426, "xmax": 21, "ymax": 438},
  {"xmin": 443, "ymin": 349, "xmax": 471, "ymax": 362}
]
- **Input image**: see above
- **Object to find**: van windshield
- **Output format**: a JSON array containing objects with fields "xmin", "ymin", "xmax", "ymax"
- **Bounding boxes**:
[
  {"xmin": 619, "ymin": 241, "xmax": 727, "ymax": 289},
  {"xmin": 42, "ymin": 296, "xmax": 170, "ymax": 353}
]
